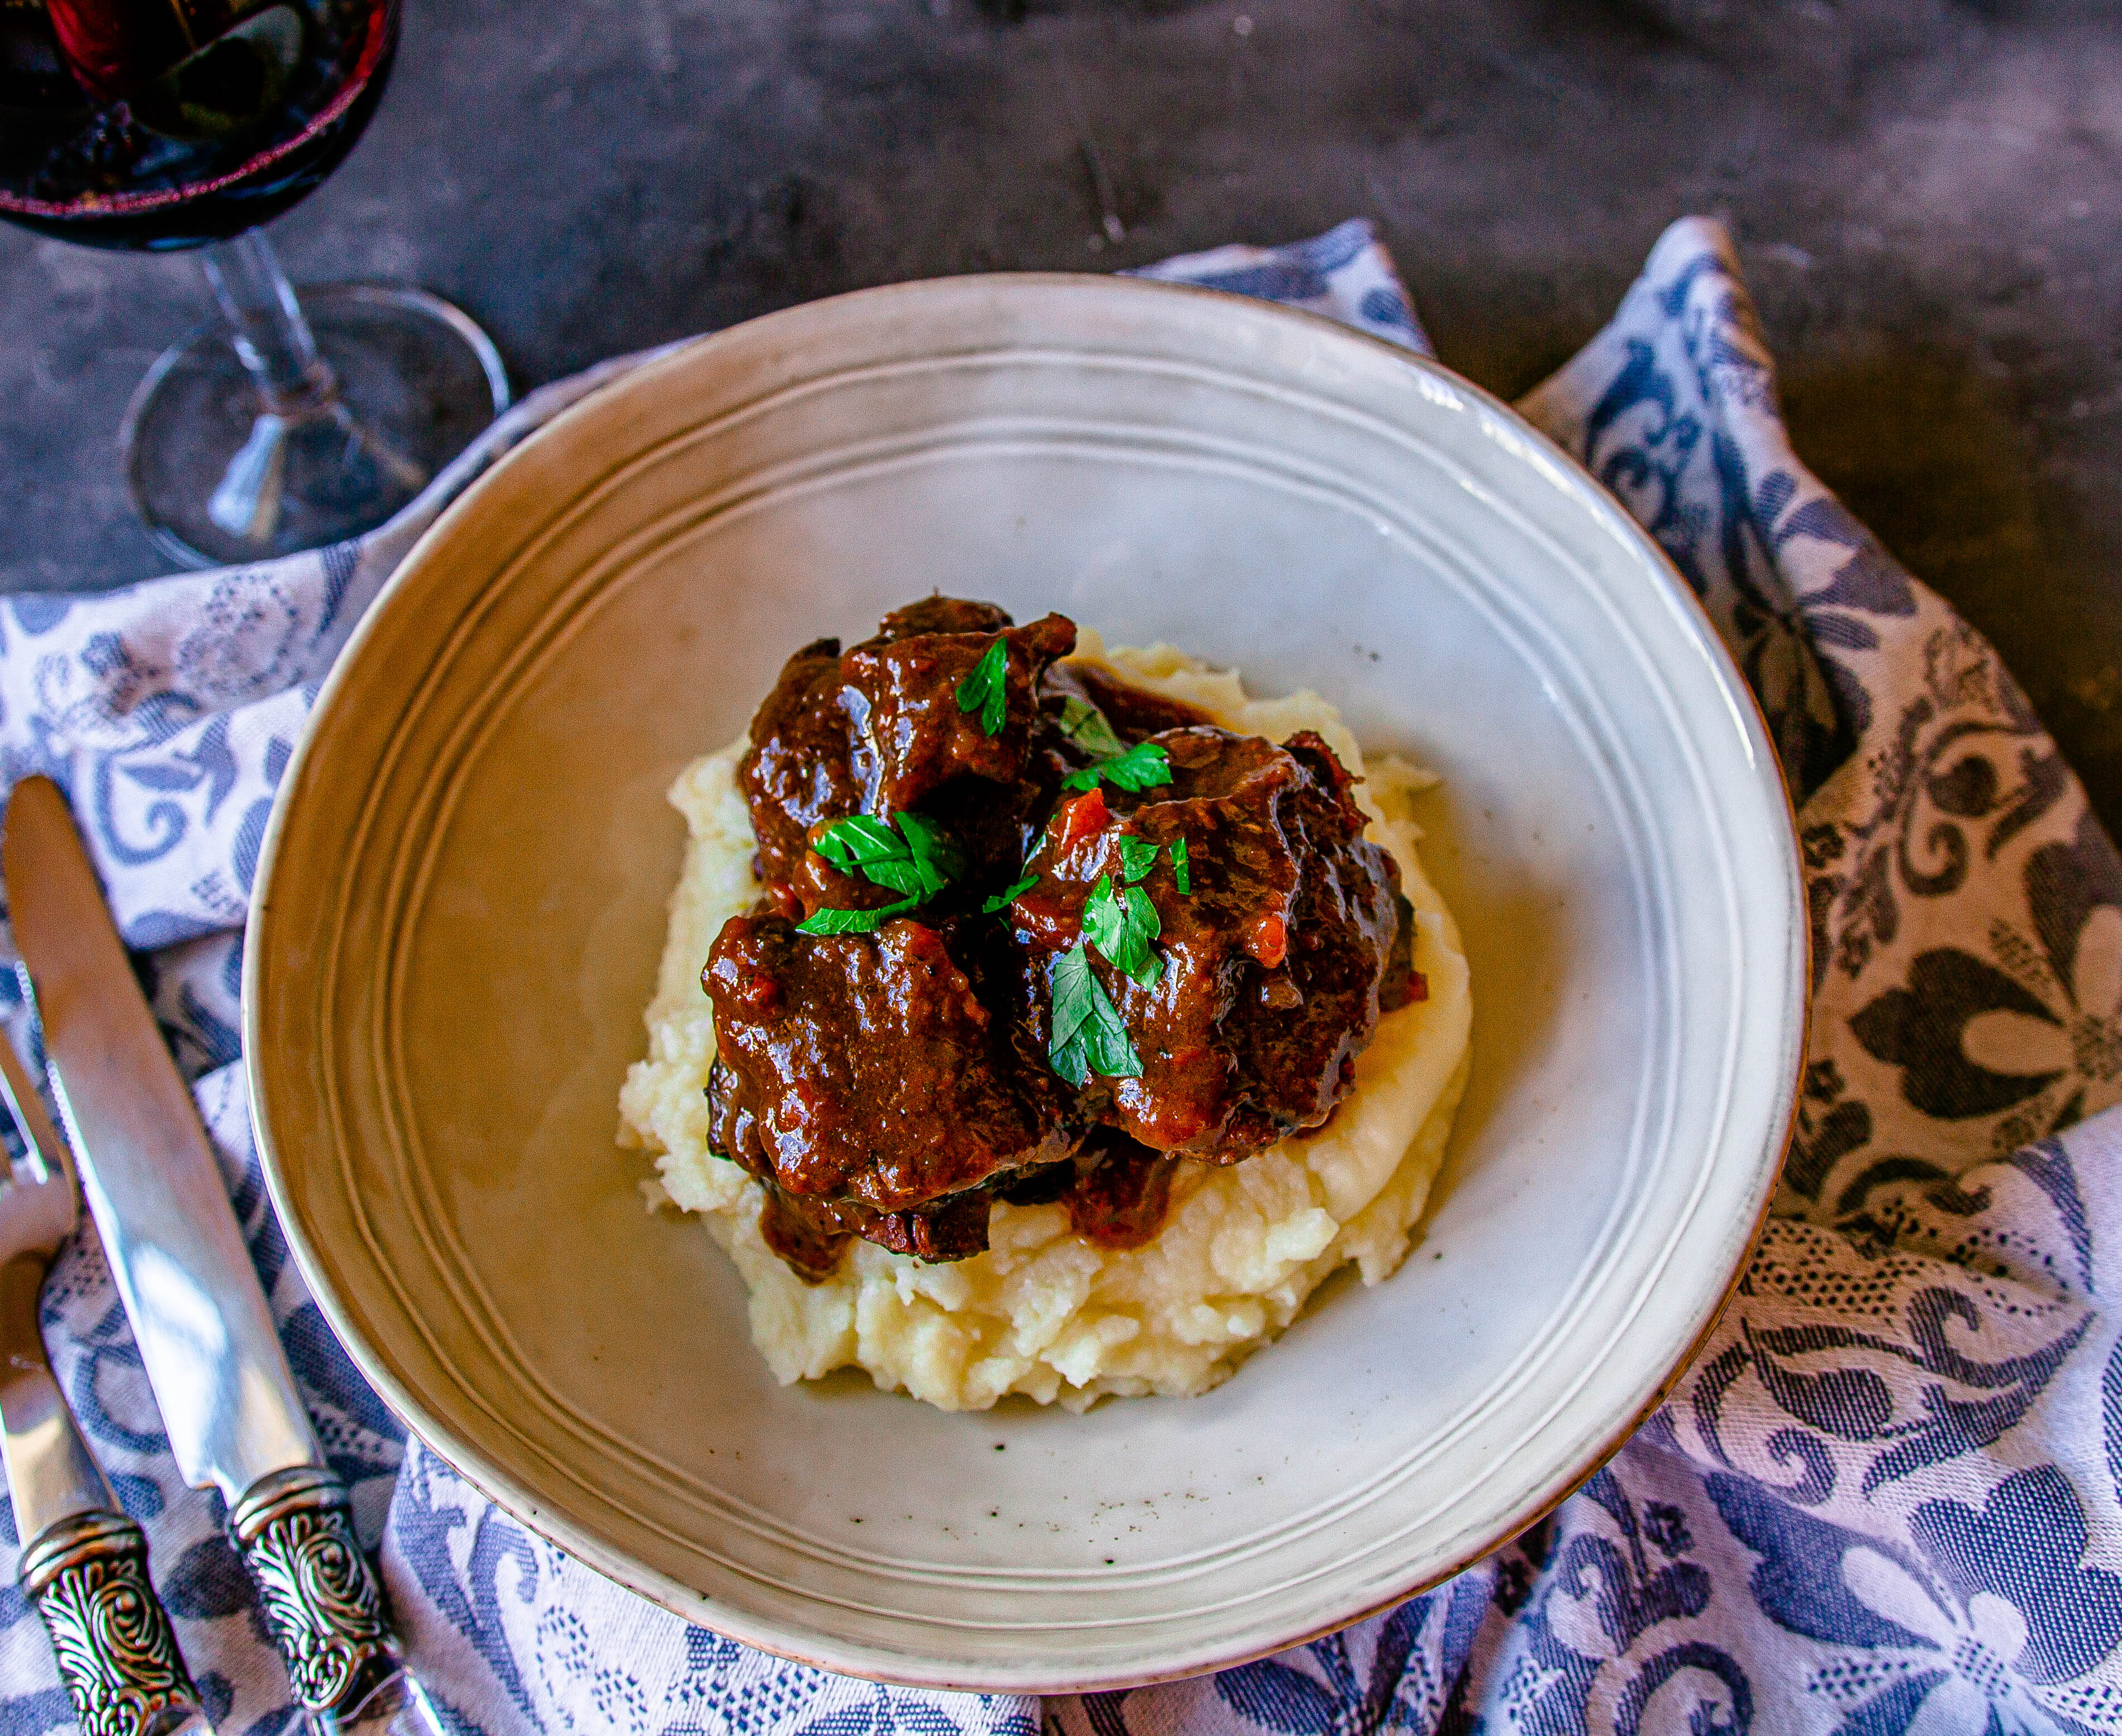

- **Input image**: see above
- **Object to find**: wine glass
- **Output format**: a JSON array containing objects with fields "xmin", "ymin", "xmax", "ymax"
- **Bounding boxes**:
[{"xmin": 0, "ymin": 0, "xmax": 507, "ymax": 568}]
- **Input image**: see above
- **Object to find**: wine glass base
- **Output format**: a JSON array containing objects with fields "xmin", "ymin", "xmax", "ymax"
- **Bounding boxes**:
[{"xmin": 121, "ymin": 283, "xmax": 510, "ymax": 570}]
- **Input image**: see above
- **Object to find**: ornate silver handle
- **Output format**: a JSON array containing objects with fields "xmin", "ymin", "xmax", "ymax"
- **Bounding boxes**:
[
  {"xmin": 229, "ymin": 1465, "xmax": 402, "ymax": 1718},
  {"xmin": 20, "ymin": 1510, "xmax": 204, "ymax": 1736},
  {"xmin": 2, "ymin": 1242, "xmax": 203, "ymax": 1736}
]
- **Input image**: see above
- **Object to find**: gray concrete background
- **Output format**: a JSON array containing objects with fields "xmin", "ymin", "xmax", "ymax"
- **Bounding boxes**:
[{"xmin": 3, "ymin": 0, "xmax": 2119, "ymax": 829}]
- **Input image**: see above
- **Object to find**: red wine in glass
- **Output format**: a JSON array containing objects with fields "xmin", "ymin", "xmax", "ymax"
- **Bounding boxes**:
[
  {"xmin": 0, "ymin": 0, "xmax": 506, "ymax": 566},
  {"xmin": 1, "ymin": 0, "xmax": 396, "ymax": 250}
]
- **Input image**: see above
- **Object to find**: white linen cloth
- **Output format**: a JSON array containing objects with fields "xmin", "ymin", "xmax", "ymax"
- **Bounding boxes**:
[{"xmin": 1, "ymin": 215, "xmax": 2118, "ymax": 1736}]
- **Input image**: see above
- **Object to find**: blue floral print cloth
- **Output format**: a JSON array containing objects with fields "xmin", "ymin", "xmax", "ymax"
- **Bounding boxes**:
[{"xmin": 0, "ymin": 215, "xmax": 2116, "ymax": 1736}]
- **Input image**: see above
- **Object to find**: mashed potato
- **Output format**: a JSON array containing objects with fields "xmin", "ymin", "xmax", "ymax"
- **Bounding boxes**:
[{"xmin": 617, "ymin": 634, "xmax": 1473, "ymax": 1411}]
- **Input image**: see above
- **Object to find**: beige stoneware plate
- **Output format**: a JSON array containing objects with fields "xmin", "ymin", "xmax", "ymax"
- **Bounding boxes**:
[{"xmin": 245, "ymin": 275, "xmax": 1805, "ymax": 1692}]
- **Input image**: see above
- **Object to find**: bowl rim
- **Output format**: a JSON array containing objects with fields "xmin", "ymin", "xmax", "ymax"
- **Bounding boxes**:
[{"xmin": 244, "ymin": 268, "xmax": 1807, "ymax": 1694}]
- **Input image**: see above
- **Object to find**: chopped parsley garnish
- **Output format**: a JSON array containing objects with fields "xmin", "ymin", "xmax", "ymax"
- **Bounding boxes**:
[
  {"xmin": 1117, "ymin": 833, "xmax": 1160, "ymax": 884},
  {"xmin": 1048, "ymin": 940, "xmax": 1143, "ymax": 1085},
  {"xmin": 955, "ymin": 639, "xmax": 1010, "ymax": 736},
  {"xmin": 797, "ymin": 897, "xmax": 917, "ymax": 935},
  {"xmin": 1058, "ymin": 695, "xmax": 1130, "ymax": 760},
  {"xmin": 802, "ymin": 811, "xmax": 964, "ymax": 932},
  {"xmin": 1055, "ymin": 692, "xmax": 1173, "ymax": 795},
  {"xmin": 1169, "ymin": 835, "xmax": 1192, "ymax": 894},
  {"xmin": 891, "ymin": 811, "xmax": 965, "ymax": 894},
  {"xmin": 813, "ymin": 811, "xmax": 964, "ymax": 900},
  {"xmin": 982, "ymin": 874, "xmax": 1038, "ymax": 914},
  {"xmin": 1059, "ymin": 740, "xmax": 1172, "ymax": 795},
  {"xmin": 1083, "ymin": 873, "xmax": 1163, "ymax": 986}
]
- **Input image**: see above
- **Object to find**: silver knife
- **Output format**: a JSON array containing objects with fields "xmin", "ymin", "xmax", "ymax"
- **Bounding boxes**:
[{"xmin": 4, "ymin": 776, "xmax": 441, "ymax": 1736}]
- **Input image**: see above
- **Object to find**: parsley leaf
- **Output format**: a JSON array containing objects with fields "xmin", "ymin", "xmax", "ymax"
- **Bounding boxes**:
[
  {"xmin": 805, "ymin": 811, "xmax": 964, "ymax": 929},
  {"xmin": 1055, "ymin": 696, "xmax": 1172, "ymax": 795},
  {"xmin": 813, "ymin": 811, "xmax": 963, "ymax": 900},
  {"xmin": 982, "ymin": 874, "xmax": 1038, "ymax": 914},
  {"xmin": 955, "ymin": 639, "xmax": 1010, "ymax": 736},
  {"xmin": 1117, "ymin": 834, "xmax": 1159, "ymax": 884},
  {"xmin": 1048, "ymin": 941, "xmax": 1143, "ymax": 1085},
  {"xmin": 1082, "ymin": 873, "xmax": 1163, "ymax": 986},
  {"xmin": 1059, "ymin": 740, "xmax": 1172, "ymax": 794},
  {"xmin": 1058, "ymin": 695, "xmax": 1130, "ymax": 760},
  {"xmin": 1169, "ymin": 835, "xmax": 1192, "ymax": 894},
  {"xmin": 812, "ymin": 816, "xmax": 901, "ymax": 868},
  {"xmin": 796, "ymin": 896, "xmax": 917, "ymax": 935},
  {"xmin": 891, "ymin": 810, "xmax": 967, "ymax": 896}
]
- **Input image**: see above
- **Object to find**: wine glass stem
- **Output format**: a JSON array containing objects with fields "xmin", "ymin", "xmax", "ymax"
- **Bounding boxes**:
[{"xmin": 199, "ymin": 228, "xmax": 339, "ymax": 420}]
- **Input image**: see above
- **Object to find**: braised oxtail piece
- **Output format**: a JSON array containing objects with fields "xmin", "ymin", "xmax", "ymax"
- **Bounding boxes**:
[{"xmin": 705, "ymin": 597, "xmax": 1415, "ymax": 1278}]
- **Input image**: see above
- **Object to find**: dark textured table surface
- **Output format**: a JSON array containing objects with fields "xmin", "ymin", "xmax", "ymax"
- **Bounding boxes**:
[{"xmin": 3, "ymin": 0, "xmax": 2118, "ymax": 830}]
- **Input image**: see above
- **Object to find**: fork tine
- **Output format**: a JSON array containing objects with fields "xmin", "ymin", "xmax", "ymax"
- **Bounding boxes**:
[{"xmin": 0, "ymin": 981, "xmax": 70, "ymax": 1193}]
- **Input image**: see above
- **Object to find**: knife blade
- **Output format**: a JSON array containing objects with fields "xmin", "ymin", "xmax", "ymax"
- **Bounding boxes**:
[{"xmin": 4, "ymin": 776, "xmax": 439, "ymax": 1736}]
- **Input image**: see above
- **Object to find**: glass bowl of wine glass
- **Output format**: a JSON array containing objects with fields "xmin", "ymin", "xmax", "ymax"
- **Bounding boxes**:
[{"xmin": 0, "ymin": 0, "xmax": 507, "ymax": 568}]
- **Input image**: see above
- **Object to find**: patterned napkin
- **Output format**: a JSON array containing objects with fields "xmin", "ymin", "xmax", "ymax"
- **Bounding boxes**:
[{"xmin": 0, "ymin": 215, "xmax": 2116, "ymax": 1736}]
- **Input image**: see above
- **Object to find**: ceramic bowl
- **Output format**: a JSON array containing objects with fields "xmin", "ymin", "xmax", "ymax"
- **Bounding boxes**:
[{"xmin": 245, "ymin": 275, "xmax": 1804, "ymax": 1692}]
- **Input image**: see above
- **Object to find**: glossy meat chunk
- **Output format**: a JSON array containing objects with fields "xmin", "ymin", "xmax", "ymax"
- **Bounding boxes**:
[
  {"xmin": 704, "ymin": 912, "xmax": 1070, "ymax": 1211},
  {"xmin": 739, "ymin": 602, "xmax": 1076, "ymax": 885},
  {"xmin": 1007, "ymin": 726, "xmax": 1412, "ymax": 1159},
  {"xmin": 738, "ymin": 636, "xmax": 860, "ymax": 883}
]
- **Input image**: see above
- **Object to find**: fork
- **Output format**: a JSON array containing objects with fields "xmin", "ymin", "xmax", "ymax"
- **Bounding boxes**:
[{"xmin": 0, "ymin": 1014, "xmax": 209, "ymax": 1736}]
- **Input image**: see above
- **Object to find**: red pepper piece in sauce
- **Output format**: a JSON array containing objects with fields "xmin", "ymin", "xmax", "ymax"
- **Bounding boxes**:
[
  {"xmin": 1059, "ymin": 787, "xmax": 1110, "ymax": 850},
  {"xmin": 1246, "ymin": 911, "xmax": 1289, "ymax": 969}
]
